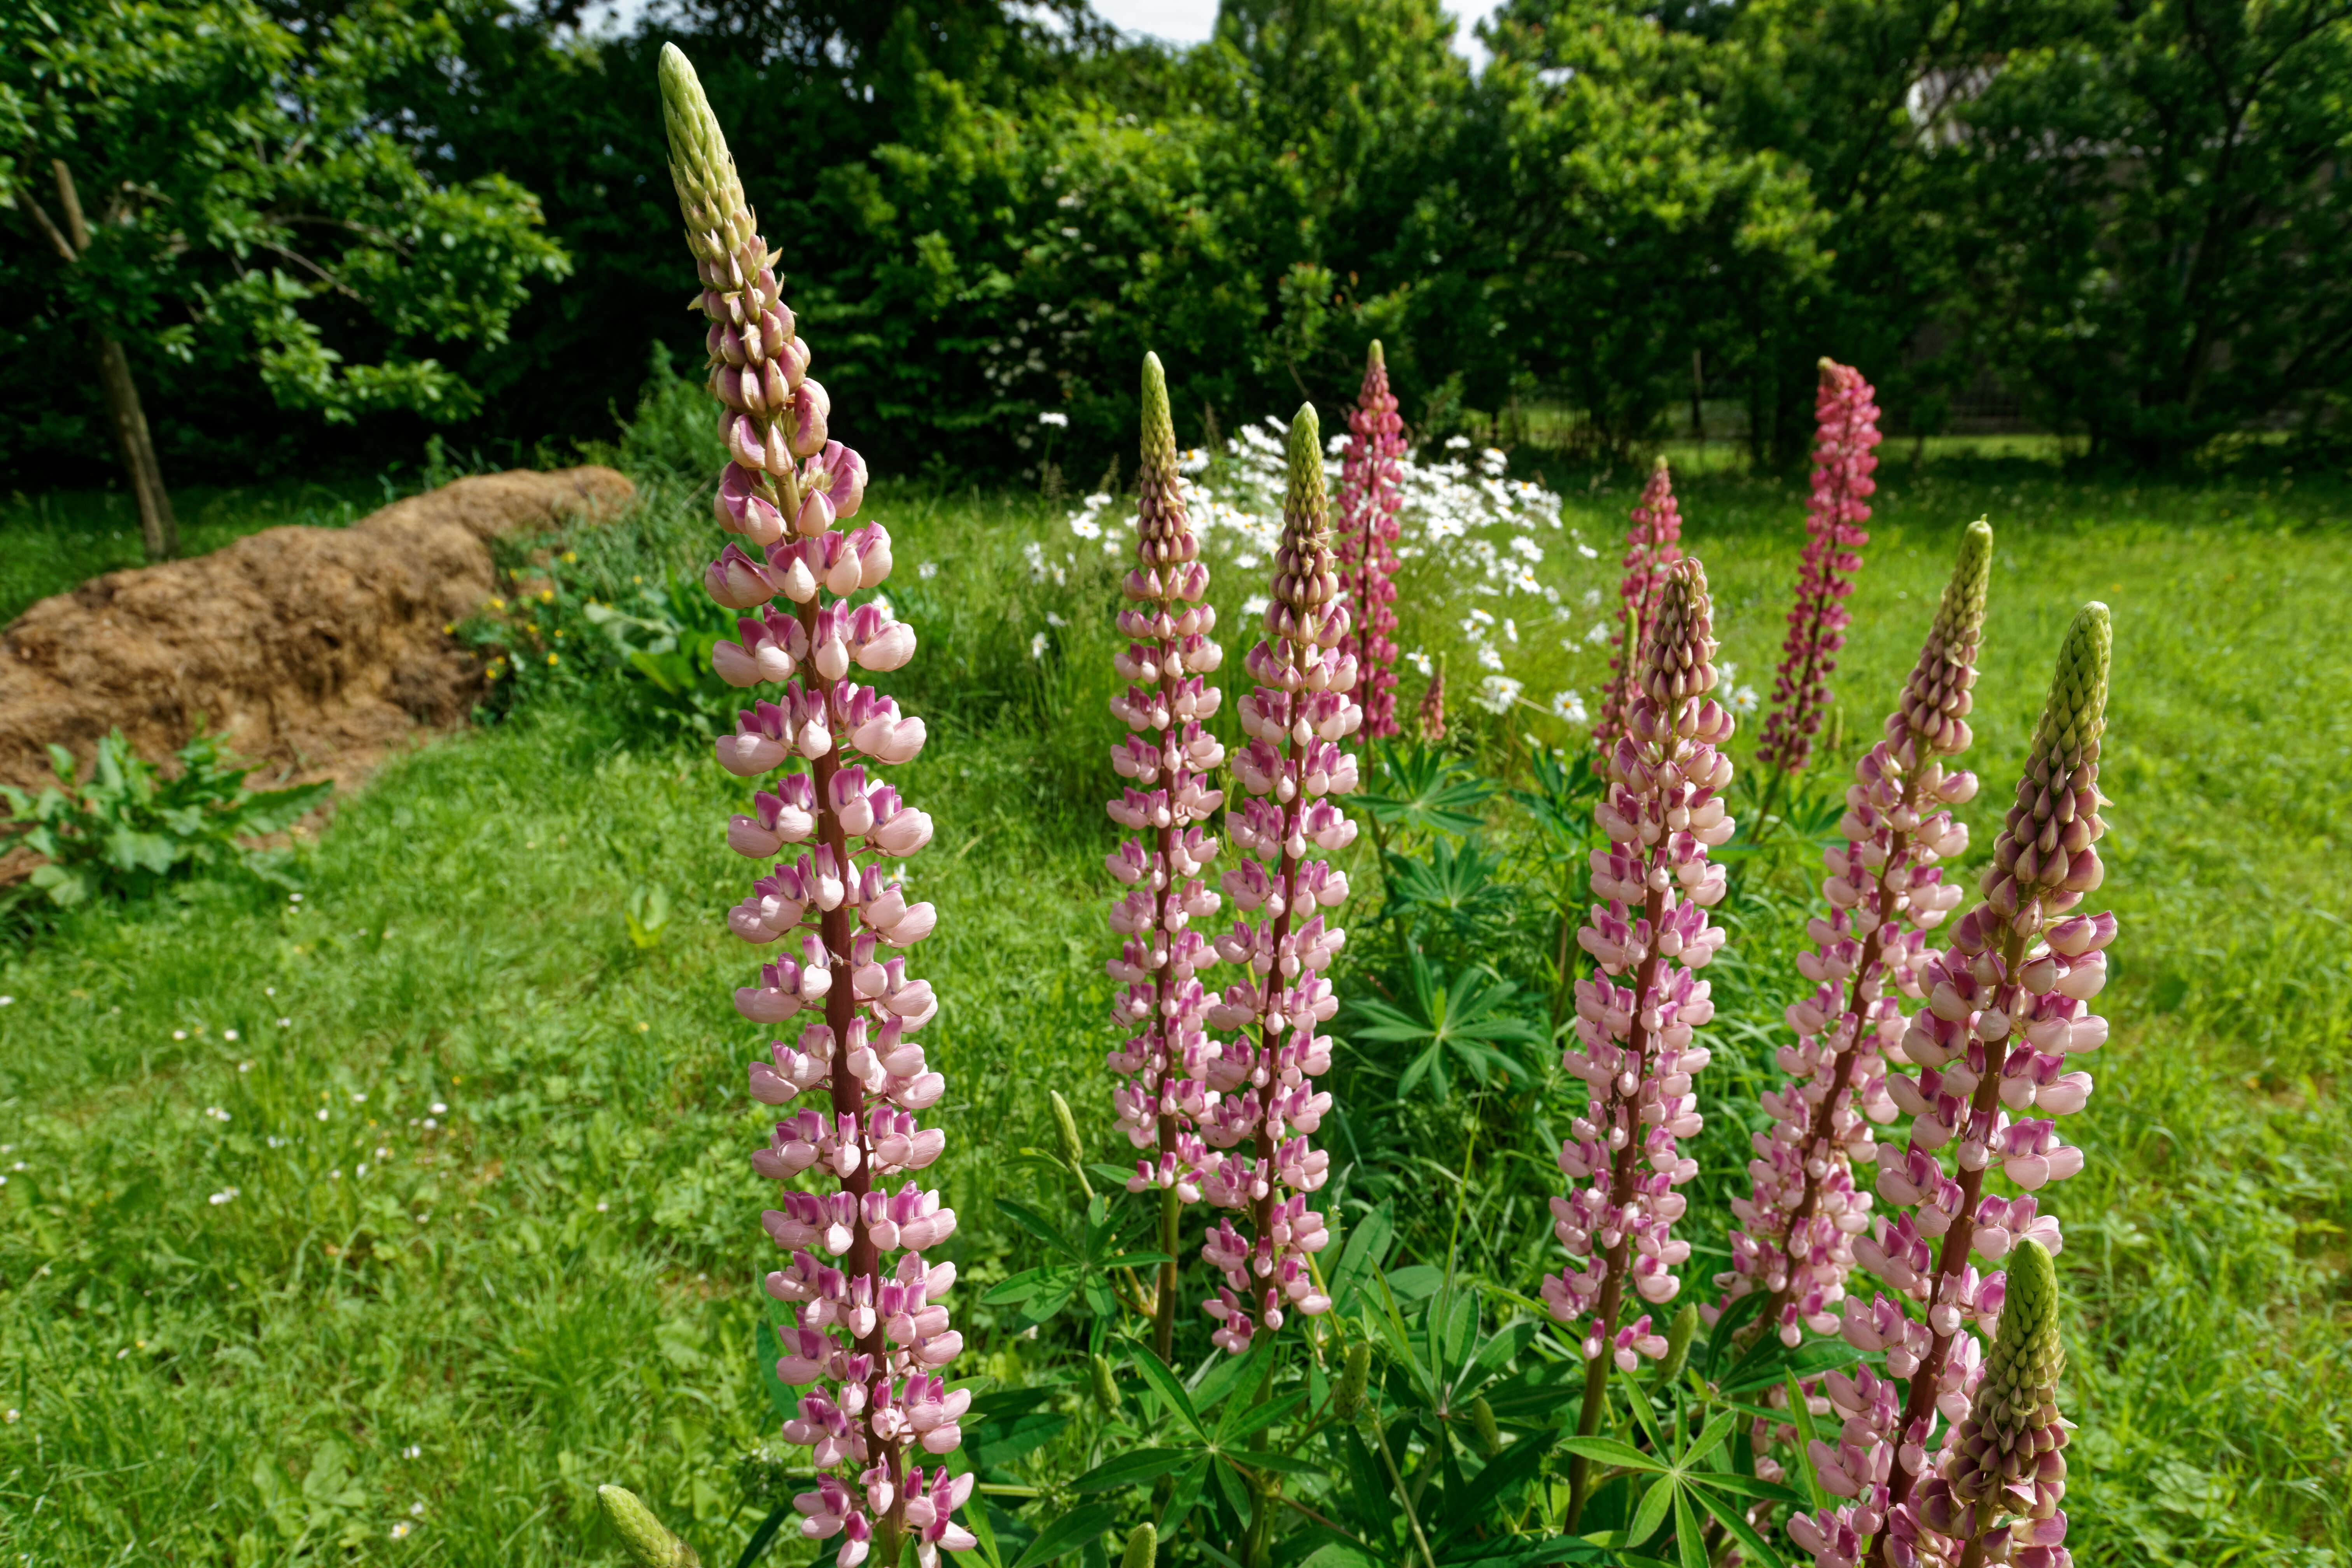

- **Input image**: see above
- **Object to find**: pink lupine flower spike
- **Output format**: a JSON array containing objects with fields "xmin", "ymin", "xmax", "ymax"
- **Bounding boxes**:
[
  {"xmin": 664, "ymin": 46, "xmax": 971, "ymax": 1568},
  {"xmin": 1197, "ymin": 405, "xmax": 1362, "ymax": 1354},
  {"xmin": 1337, "ymin": 341, "xmax": 1405, "ymax": 738},
  {"xmin": 1547, "ymin": 558, "xmax": 1736, "ymax": 1526},
  {"xmin": 1105, "ymin": 353, "xmax": 1228, "ymax": 1358}
]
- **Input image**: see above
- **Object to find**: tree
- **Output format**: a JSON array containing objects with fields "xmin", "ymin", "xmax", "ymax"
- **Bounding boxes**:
[{"xmin": 0, "ymin": 0, "xmax": 567, "ymax": 555}]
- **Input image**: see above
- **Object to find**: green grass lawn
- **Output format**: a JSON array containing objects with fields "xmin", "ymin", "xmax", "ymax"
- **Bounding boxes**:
[{"xmin": 0, "ymin": 451, "xmax": 2346, "ymax": 1565}]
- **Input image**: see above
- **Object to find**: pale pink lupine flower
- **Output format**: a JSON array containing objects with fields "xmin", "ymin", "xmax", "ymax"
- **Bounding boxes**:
[
  {"xmin": 1104, "ymin": 353, "xmax": 1228, "ymax": 1358},
  {"xmin": 1757, "ymin": 361, "xmax": 1881, "ymax": 777},
  {"xmin": 1547, "ymin": 558, "xmax": 1735, "ymax": 1524},
  {"xmin": 1196, "ymin": 405, "xmax": 1361, "ymax": 1354},
  {"xmin": 1337, "ymin": 342, "xmax": 1405, "ymax": 738},
  {"xmin": 664, "ymin": 46, "xmax": 971, "ymax": 1568},
  {"xmin": 1594, "ymin": 456, "xmax": 1684, "ymax": 750},
  {"xmin": 1715, "ymin": 523, "xmax": 1993, "ymax": 1365},
  {"xmin": 1797, "ymin": 604, "xmax": 2113, "ymax": 1568}
]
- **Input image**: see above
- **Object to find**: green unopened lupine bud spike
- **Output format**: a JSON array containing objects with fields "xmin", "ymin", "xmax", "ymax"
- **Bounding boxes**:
[
  {"xmin": 1048, "ymin": 1090, "xmax": 1094, "ymax": 1197},
  {"xmin": 656, "ymin": 44, "xmax": 750, "ymax": 264},
  {"xmin": 1918, "ymin": 1237, "xmax": 2071, "ymax": 1543},
  {"xmin": 1984, "ymin": 602, "xmax": 2112, "ymax": 924},
  {"xmin": 1655, "ymin": 1302, "xmax": 1700, "ymax": 1384},
  {"xmin": 1332, "ymin": 1341, "xmax": 1371, "ymax": 1419},
  {"xmin": 598, "ymin": 1485, "xmax": 701, "ymax": 1568},
  {"xmin": 1121, "ymin": 1522, "xmax": 1158, "ymax": 1568},
  {"xmin": 1283, "ymin": 403, "xmax": 1327, "ymax": 541},
  {"xmin": 1468, "ymin": 1395, "xmax": 1502, "ymax": 1458},
  {"xmin": 1091, "ymin": 1352, "xmax": 1123, "ymax": 1416},
  {"xmin": 1141, "ymin": 353, "xmax": 1175, "ymax": 476}
]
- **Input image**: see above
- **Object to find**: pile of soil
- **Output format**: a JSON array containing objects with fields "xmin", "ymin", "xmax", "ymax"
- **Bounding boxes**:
[{"xmin": 0, "ymin": 466, "xmax": 634, "ymax": 798}]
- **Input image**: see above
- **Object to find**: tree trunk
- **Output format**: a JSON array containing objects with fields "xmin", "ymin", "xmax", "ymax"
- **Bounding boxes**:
[
  {"xmin": 93, "ymin": 332, "xmax": 180, "ymax": 560},
  {"xmin": 49, "ymin": 158, "xmax": 179, "ymax": 561}
]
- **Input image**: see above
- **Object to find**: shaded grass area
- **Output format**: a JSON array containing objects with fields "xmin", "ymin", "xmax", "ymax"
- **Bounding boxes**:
[{"xmin": 0, "ymin": 456, "xmax": 2347, "ymax": 1564}]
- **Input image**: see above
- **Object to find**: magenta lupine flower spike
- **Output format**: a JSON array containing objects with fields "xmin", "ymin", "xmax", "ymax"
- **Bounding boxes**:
[
  {"xmin": 1595, "ymin": 456, "xmax": 1684, "ymax": 750},
  {"xmin": 663, "ymin": 47, "xmax": 972, "ymax": 1568},
  {"xmin": 1757, "ymin": 361, "xmax": 1882, "ymax": 776},
  {"xmin": 1105, "ymin": 352, "xmax": 1229, "ymax": 1358},
  {"xmin": 1416, "ymin": 656, "xmax": 1446, "ymax": 743},
  {"xmin": 1548, "ymin": 558, "xmax": 1735, "ymax": 1521},
  {"xmin": 1787, "ymin": 604, "xmax": 2112, "ymax": 1568},
  {"xmin": 1337, "ymin": 341, "xmax": 1405, "ymax": 739},
  {"xmin": 1197, "ymin": 404, "xmax": 1362, "ymax": 1355},
  {"xmin": 1714, "ymin": 522, "xmax": 1993, "ymax": 1354}
]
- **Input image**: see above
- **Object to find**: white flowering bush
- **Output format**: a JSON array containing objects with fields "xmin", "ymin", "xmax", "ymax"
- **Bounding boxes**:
[{"xmin": 1060, "ymin": 418, "xmax": 1621, "ymax": 734}]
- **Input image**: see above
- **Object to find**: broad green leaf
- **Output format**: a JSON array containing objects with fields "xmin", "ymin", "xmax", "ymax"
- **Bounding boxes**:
[
  {"xmin": 1218, "ymin": 1391, "xmax": 1305, "ymax": 1446},
  {"xmin": 1071, "ymin": 1448, "xmax": 1199, "ymax": 1493},
  {"xmin": 733, "ymin": 1501, "xmax": 793, "ymax": 1568},
  {"xmin": 1127, "ymin": 1344, "xmax": 1206, "ymax": 1439},
  {"xmin": 1686, "ymin": 1471, "xmax": 1805, "ymax": 1506},
  {"xmin": 1782, "ymin": 1372, "xmax": 1831, "ymax": 1514},
  {"xmin": 1673, "ymin": 1488, "xmax": 1708, "ymax": 1568},
  {"xmin": 1158, "ymin": 1454, "xmax": 1211, "ymax": 1538},
  {"xmin": 1296, "ymin": 1544, "xmax": 1378, "ymax": 1568},
  {"xmin": 1433, "ymin": 1429, "xmax": 1559, "ymax": 1542},
  {"xmin": 1681, "ymin": 1411, "xmax": 1737, "ymax": 1469},
  {"xmin": 1557, "ymin": 1436, "xmax": 1662, "ymax": 1472},
  {"xmin": 995, "ymin": 1198, "xmax": 1080, "ymax": 1260},
  {"xmin": 1623, "ymin": 1472, "xmax": 1676, "ymax": 1547},
  {"xmin": 980, "ymin": 1268, "xmax": 1059, "ymax": 1306},
  {"xmin": 1211, "ymin": 1453, "xmax": 1253, "ymax": 1517}
]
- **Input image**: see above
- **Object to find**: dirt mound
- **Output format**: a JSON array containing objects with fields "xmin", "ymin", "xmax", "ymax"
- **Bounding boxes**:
[{"xmin": 0, "ymin": 466, "xmax": 633, "ymax": 797}]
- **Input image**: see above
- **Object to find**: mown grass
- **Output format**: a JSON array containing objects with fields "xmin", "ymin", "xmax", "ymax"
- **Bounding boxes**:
[{"xmin": 0, "ymin": 448, "xmax": 2347, "ymax": 1566}]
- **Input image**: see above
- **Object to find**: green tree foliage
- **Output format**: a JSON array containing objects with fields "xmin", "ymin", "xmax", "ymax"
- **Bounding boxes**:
[{"xmin": 0, "ymin": 0, "xmax": 567, "ymax": 500}]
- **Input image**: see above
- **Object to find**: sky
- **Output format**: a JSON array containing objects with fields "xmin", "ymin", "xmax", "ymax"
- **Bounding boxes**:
[{"xmin": 1096, "ymin": 0, "xmax": 1505, "ymax": 63}]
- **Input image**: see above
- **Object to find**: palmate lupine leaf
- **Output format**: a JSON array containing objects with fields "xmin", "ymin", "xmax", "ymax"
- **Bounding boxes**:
[
  {"xmin": 1348, "ymin": 948, "xmax": 1546, "ymax": 1102},
  {"xmin": 1356, "ymin": 740, "xmax": 1495, "ymax": 835}
]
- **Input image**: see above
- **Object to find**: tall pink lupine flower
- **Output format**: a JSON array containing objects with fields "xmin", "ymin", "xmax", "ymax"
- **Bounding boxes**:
[
  {"xmin": 1105, "ymin": 352, "xmax": 1229, "ymax": 1360},
  {"xmin": 1337, "ymin": 341, "xmax": 1405, "ymax": 739},
  {"xmin": 1715, "ymin": 522, "xmax": 1993, "ymax": 1352},
  {"xmin": 1757, "ymin": 361, "xmax": 1882, "ymax": 777},
  {"xmin": 1197, "ymin": 405, "xmax": 1362, "ymax": 1355},
  {"xmin": 1784, "ymin": 604, "xmax": 2113, "ymax": 1568},
  {"xmin": 1548, "ymin": 558, "xmax": 1736, "ymax": 1524},
  {"xmin": 662, "ymin": 47, "xmax": 972, "ymax": 1568},
  {"xmin": 1594, "ymin": 456, "xmax": 1684, "ymax": 750}
]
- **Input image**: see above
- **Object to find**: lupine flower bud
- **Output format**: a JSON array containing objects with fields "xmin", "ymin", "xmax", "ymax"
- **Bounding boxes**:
[
  {"xmin": 1806, "ymin": 605, "xmax": 2114, "ymax": 1568},
  {"xmin": 1334, "ymin": 1341, "xmax": 1371, "ymax": 1419},
  {"xmin": 1091, "ymin": 1353, "xmax": 1124, "ymax": 1416},
  {"xmin": 1122, "ymin": 1524, "xmax": 1159, "ymax": 1568},
  {"xmin": 1595, "ymin": 456, "xmax": 1682, "ymax": 749},
  {"xmin": 1337, "ymin": 342, "xmax": 1405, "ymax": 738},
  {"xmin": 1758, "ymin": 360, "xmax": 1881, "ymax": 777},
  {"xmin": 1197, "ymin": 404, "xmax": 1358, "ymax": 1354},
  {"xmin": 1716, "ymin": 523, "xmax": 1993, "ymax": 1366},
  {"xmin": 663, "ymin": 44, "xmax": 969, "ymax": 1568},
  {"xmin": 599, "ymin": 1485, "xmax": 702, "ymax": 1568},
  {"xmin": 1544, "ymin": 558, "xmax": 1732, "ymax": 1373},
  {"xmin": 1918, "ymin": 1237, "xmax": 2072, "ymax": 1568}
]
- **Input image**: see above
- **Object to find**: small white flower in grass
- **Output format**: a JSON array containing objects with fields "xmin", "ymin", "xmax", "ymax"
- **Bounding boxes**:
[
  {"xmin": 1242, "ymin": 593, "xmax": 1271, "ymax": 618},
  {"xmin": 1476, "ymin": 645, "xmax": 1505, "ymax": 672},
  {"xmin": 205, "ymin": 1106, "xmax": 230, "ymax": 1122},
  {"xmin": 349, "ymin": 1092, "xmax": 366, "ymax": 1104},
  {"xmin": 1575, "ymin": 541, "xmax": 1598, "ymax": 560},
  {"xmin": 430, "ymin": 1102, "xmax": 447, "ymax": 1115},
  {"xmin": 316, "ymin": 1109, "xmax": 330, "ymax": 1122},
  {"xmin": 1407, "ymin": 648, "xmax": 1433, "ymax": 676},
  {"xmin": 0, "ymin": 996, "xmax": 12, "ymax": 1006},
  {"xmin": 1445, "ymin": 435, "xmax": 1472, "ymax": 450},
  {"xmin": 1045, "ymin": 611, "xmax": 1066, "ymax": 628},
  {"xmin": 4, "ymin": 1409, "xmax": 17, "ymax": 1423},
  {"xmin": 264, "ymin": 986, "xmax": 275, "ymax": 996},
  {"xmin": 1038, "ymin": 410, "xmax": 1069, "ymax": 427},
  {"xmin": 410, "ymin": 1502, "xmax": 425, "ymax": 1517},
  {"xmin": 1549, "ymin": 690, "xmax": 1591, "ymax": 724},
  {"xmin": 278, "ymin": 1018, "xmax": 291, "ymax": 1027},
  {"xmin": 403, "ymin": 1445, "xmax": 422, "ymax": 1459},
  {"xmin": 918, "ymin": 561, "xmax": 938, "ymax": 579},
  {"xmin": 329, "ymin": 1169, "xmax": 341, "ymax": 1180},
  {"xmin": 1730, "ymin": 684, "xmax": 1762, "ymax": 716},
  {"xmin": 597, "ymin": 1201, "xmax": 609, "ymax": 1213},
  {"xmin": 1503, "ymin": 617, "xmax": 1520, "ymax": 644},
  {"xmin": 222, "ymin": 1029, "xmax": 238, "ymax": 1041},
  {"xmin": 289, "ymin": 893, "xmax": 302, "ymax": 903},
  {"xmin": 1582, "ymin": 587, "xmax": 1602, "ymax": 607},
  {"xmin": 208, "ymin": 1188, "xmax": 238, "ymax": 1206},
  {"xmin": 239, "ymin": 1061, "xmax": 252, "ymax": 1072},
  {"xmin": 1029, "ymin": 631, "xmax": 1050, "ymax": 660},
  {"xmin": 357, "ymin": 1164, "xmax": 367, "ymax": 1177},
  {"xmin": 1584, "ymin": 623, "xmax": 1612, "ymax": 646},
  {"xmin": 1474, "ymin": 674, "xmax": 1524, "ymax": 714},
  {"xmin": 268, "ymin": 1137, "xmax": 288, "ymax": 1148},
  {"xmin": 391, "ymin": 1522, "xmax": 411, "ymax": 1541},
  {"xmin": 422, "ymin": 1119, "xmax": 438, "ymax": 1130},
  {"xmin": 173, "ymin": 1030, "xmax": 187, "ymax": 1041}
]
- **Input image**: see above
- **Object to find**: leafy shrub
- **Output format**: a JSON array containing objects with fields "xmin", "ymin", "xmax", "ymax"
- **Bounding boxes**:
[{"xmin": 0, "ymin": 728, "xmax": 329, "ymax": 912}]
